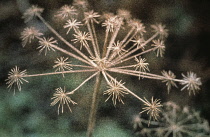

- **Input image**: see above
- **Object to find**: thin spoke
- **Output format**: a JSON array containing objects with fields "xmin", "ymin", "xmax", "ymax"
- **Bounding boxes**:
[{"xmin": 23, "ymin": 69, "xmax": 97, "ymax": 77}]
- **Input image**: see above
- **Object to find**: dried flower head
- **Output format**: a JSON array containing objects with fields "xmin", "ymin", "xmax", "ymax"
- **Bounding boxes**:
[
  {"xmin": 22, "ymin": 5, "xmax": 44, "ymax": 22},
  {"xmin": 152, "ymin": 39, "xmax": 165, "ymax": 57},
  {"xmin": 103, "ymin": 79, "xmax": 128, "ymax": 106},
  {"xmin": 117, "ymin": 9, "xmax": 131, "ymax": 20},
  {"xmin": 151, "ymin": 23, "xmax": 168, "ymax": 38},
  {"xmin": 37, "ymin": 37, "xmax": 57, "ymax": 55},
  {"xmin": 51, "ymin": 87, "xmax": 77, "ymax": 114},
  {"xmin": 131, "ymin": 35, "xmax": 145, "ymax": 49},
  {"xmin": 72, "ymin": 31, "xmax": 91, "ymax": 50},
  {"xmin": 140, "ymin": 97, "xmax": 162, "ymax": 124},
  {"xmin": 108, "ymin": 41, "xmax": 127, "ymax": 56},
  {"xmin": 84, "ymin": 10, "xmax": 100, "ymax": 24},
  {"xmin": 133, "ymin": 57, "xmax": 149, "ymax": 79},
  {"xmin": 64, "ymin": 19, "xmax": 82, "ymax": 34},
  {"xmin": 180, "ymin": 72, "xmax": 202, "ymax": 95},
  {"xmin": 53, "ymin": 57, "xmax": 73, "ymax": 77},
  {"xmin": 128, "ymin": 19, "xmax": 146, "ymax": 35},
  {"xmin": 102, "ymin": 16, "xmax": 118, "ymax": 32},
  {"xmin": 21, "ymin": 27, "xmax": 43, "ymax": 47},
  {"xmin": 161, "ymin": 70, "xmax": 178, "ymax": 93},
  {"xmin": 7, "ymin": 1, "xmax": 203, "ymax": 129},
  {"xmin": 5, "ymin": 66, "xmax": 28, "ymax": 94},
  {"xmin": 55, "ymin": 5, "xmax": 77, "ymax": 19}
]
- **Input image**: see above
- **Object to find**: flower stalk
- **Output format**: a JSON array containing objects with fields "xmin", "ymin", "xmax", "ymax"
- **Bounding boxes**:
[{"xmin": 87, "ymin": 72, "xmax": 103, "ymax": 137}]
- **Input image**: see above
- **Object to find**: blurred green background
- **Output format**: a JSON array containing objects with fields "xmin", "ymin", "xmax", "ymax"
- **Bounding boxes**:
[{"xmin": 0, "ymin": 0, "xmax": 210, "ymax": 136}]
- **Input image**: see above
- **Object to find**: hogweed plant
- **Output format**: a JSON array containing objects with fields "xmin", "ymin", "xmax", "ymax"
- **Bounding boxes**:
[
  {"xmin": 5, "ymin": 1, "xmax": 202, "ymax": 136},
  {"xmin": 132, "ymin": 102, "xmax": 210, "ymax": 137}
]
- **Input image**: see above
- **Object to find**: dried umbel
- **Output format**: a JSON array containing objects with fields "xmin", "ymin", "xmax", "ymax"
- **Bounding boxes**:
[
  {"xmin": 5, "ymin": 0, "xmax": 202, "ymax": 136},
  {"xmin": 133, "ymin": 102, "xmax": 210, "ymax": 137}
]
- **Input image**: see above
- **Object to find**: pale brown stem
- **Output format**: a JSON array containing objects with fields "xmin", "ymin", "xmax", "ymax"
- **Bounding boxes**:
[
  {"xmin": 91, "ymin": 20, "xmax": 100, "ymax": 57},
  {"xmin": 102, "ymin": 31, "xmax": 109, "ymax": 58},
  {"xmin": 23, "ymin": 69, "xmax": 96, "ymax": 77},
  {"xmin": 87, "ymin": 21, "xmax": 99, "ymax": 58},
  {"xmin": 87, "ymin": 72, "xmax": 102, "ymax": 137},
  {"xmin": 67, "ymin": 72, "xmax": 99, "ymax": 94}
]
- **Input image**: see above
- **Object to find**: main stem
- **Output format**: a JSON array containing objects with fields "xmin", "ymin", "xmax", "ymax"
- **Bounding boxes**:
[{"xmin": 87, "ymin": 72, "xmax": 102, "ymax": 137}]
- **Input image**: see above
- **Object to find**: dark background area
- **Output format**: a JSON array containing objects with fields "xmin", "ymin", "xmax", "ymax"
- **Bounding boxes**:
[{"xmin": 0, "ymin": 0, "xmax": 210, "ymax": 136}]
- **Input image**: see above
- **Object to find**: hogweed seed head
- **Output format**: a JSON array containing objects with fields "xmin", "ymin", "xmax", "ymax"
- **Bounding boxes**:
[
  {"xmin": 131, "ymin": 35, "xmax": 145, "ymax": 49},
  {"xmin": 129, "ymin": 19, "xmax": 146, "ymax": 35},
  {"xmin": 5, "ymin": 66, "xmax": 28, "ymax": 94},
  {"xmin": 134, "ymin": 57, "xmax": 149, "ymax": 79},
  {"xmin": 37, "ymin": 37, "xmax": 57, "ymax": 55},
  {"xmin": 51, "ymin": 87, "xmax": 77, "ymax": 115},
  {"xmin": 140, "ymin": 97, "xmax": 162, "ymax": 125},
  {"xmin": 102, "ymin": 16, "xmax": 119, "ymax": 32},
  {"xmin": 151, "ymin": 23, "xmax": 168, "ymax": 39},
  {"xmin": 161, "ymin": 70, "xmax": 178, "ymax": 93},
  {"xmin": 72, "ymin": 31, "xmax": 91, "ymax": 50},
  {"xmin": 7, "ymin": 1, "xmax": 202, "ymax": 121},
  {"xmin": 104, "ymin": 79, "xmax": 128, "ymax": 106},
  {"xmin": 180, "ymin": 71, "xmax": 202, "ymax": 95},
  {"xmin": 152, "ymin": 39, "xmax": 165, "ymax": 57},
  {"xmin": 55, "ymin": 5, "xmax": 77, "ymax": 20},
  {"xmin": 21, "ymin": 27, "xmax": 43, "ymax": 47},
  {"xmin": 108, "ymin": 41, "xmax": 127, "ymax": 56},
  {"xmin": 64, "ymin": 19, "xmax": 82, "ymax": 34},
  {"xmin": 84, "ymin": 10, "xmax": 100, "ymax": 24},
  {"xmin": 53, "ymin": 57, "xmax": 73, "ymax": 77},
  {"xmin": 117, "ymin": 9, "xmax": 131, "ymax": 21},
  {"xmin": 22, "ymin": 5, "xmax": 44, "ymax": 23}
]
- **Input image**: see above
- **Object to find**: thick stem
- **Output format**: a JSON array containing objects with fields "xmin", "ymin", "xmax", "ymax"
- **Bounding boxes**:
[{"xmin": 87, "ymin": 72, "xmax": 102, "ymax": 137}]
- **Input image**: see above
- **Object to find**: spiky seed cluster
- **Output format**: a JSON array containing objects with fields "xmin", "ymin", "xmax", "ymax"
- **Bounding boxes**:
[
  {"xmin": 117, "ymin": 9, "xmax": 131, "ymax": 20},
  {"xmin": 134, "ymin": 57, "xmax": 149, "ymax": 79},
  {"xmin": 131, "ymin": 36, "xmax": 145, "ymax": 49},
  {"xmin": 152, "ymin": 39, "xmax": 165, "ymax": 57},
  {"xmin": 108, "ymin": 41, "xmax": 127, "ymax": 56},
  {"xmin": 129, "ymin": 19, "xmax": 146, "ymax": 35},
  {"xmin": 37, "ymin": 37, "xmax": 57, "ymax": 55},
  {"xmin": 5, "ymin": 66, "xmax": 28, "ymax": 94},
  {"xmin": 51, "ymin": 87, "xmax": 77, "ymax": 114},
  {"xmin": 72, "ymin": 31, "xmax": 91, "ymax": 50},
  {"xmin": 161, "ymin": 70, "xmax": 178, "ymax": 93},
  {"xmin": 104, "ymin": 79, "xmax": 128, "ymax": 106},
  {"xmin": 22, "ymin": 5, "xmax": 44, "ymax": 23},
  {"xmin": 53, "ymin": 57, "xmax": 72, "ymax": 77},
  {"xmin": 151, "ymin": 23, "xmax": 168, "ymax": 38},
  {"xmin": 140, "ymin": 97, "xmax": 162, "ymax": 124},
  {"xmin": 180, "ymin": 72, "xmax": 202, "ymax": 95},
  {"xmin": 6, "ymin": 0, "xmax": 202, "ymax": 119},
  {"xmin": 21, "ymin": 27, "xmax": 43, "ymax": 47},
  {"xmin": 84, "ymin": 10, "xmax": 100, "ymax": 24},
  {"xmin": 134, "ymin": 102, "xmax": 210, "ymax": 137},
  {"xmin": 64, "ymin": 19, "xmax": 82, "ymax": 34},
  {"xmin": 55, "ymin": 5, "xmax": 77, "ymax": 19},
  {"xmin": 102, "ymin": 16, "xmax": 118, "ymax": 32}
]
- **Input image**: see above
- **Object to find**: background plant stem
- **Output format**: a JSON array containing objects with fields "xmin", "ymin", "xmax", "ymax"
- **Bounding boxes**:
[{"xmin": 87, "ymin": 72, "xmax": 102, "ymax": 137}]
